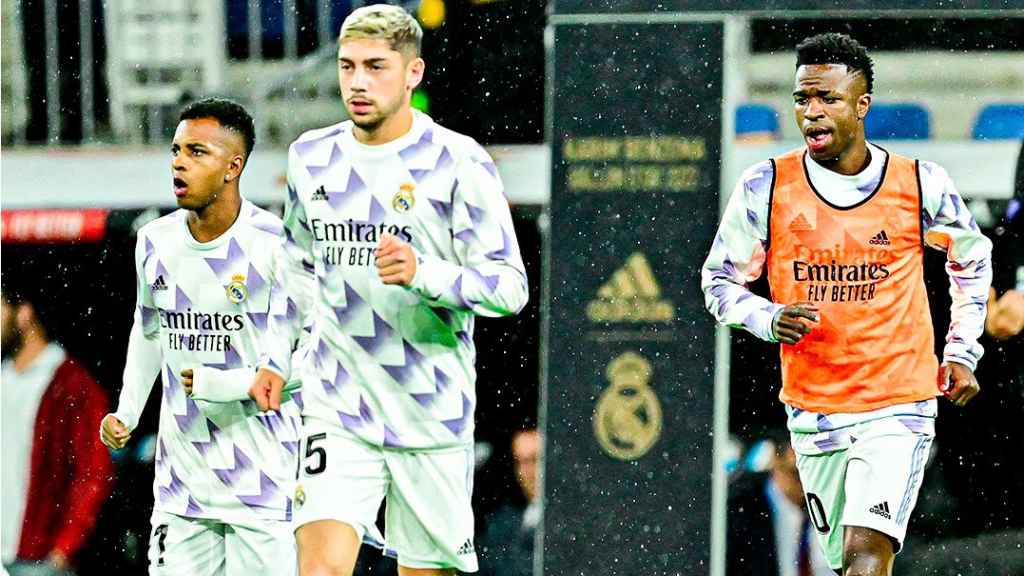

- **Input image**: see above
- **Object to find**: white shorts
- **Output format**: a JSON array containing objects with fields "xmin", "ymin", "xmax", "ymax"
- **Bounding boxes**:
[
  {"xmin": 148, "ymin": 510, "xmax": 296, "ymax": 575},
  {"xmin": 293, "ymin": 418, "xmax": 478, "ymax": 572},
  {"xmin": 793, "ymin": 416, "xmax": 934, "ymax": 570}
]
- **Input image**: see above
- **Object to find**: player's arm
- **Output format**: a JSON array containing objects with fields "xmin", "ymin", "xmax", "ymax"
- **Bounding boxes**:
[
  {"xmin": 251, "ymin": 149, "xmax": 318, "ymax": 410},
  {"xmin": 101, "ymin": 233, "xmax": 163, "ymax": 449},
  {"xmin": 921, "ymin": 161, "xmax": 993, "ymax": 405},
  {"xmin": 700, "ymin": 163, "xmax": 786, "ymax": 342},
  {"xmin": 377, "ymin": 148, "xmax": 528, "ymax": 317}
]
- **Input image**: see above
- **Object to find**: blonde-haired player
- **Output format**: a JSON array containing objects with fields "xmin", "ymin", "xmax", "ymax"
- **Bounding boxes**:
[{"xmin": 252, "ymin": 5, "xmax": 528, "ymax": 576}]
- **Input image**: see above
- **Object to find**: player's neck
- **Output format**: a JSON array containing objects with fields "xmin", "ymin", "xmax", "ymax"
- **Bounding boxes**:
[
  {"xmin": 821, "ymin": 141, "xmax": 871, "ymax": 176},
  {"xmin": 354, "ymin": 106, "xmax": 414, "ymax": 146},
  {"xmin": 188, "ymin": 191, "xmax": 242, "ymax": 243},
  {"xmin": 13, "ymin": 331, "xmax": 49, "ymax": 373}
]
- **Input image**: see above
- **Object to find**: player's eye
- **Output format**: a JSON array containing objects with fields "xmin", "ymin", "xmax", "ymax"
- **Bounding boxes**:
[{"xmin": 824, "ymin": 97, "xmax": 839, "ymax": 104}]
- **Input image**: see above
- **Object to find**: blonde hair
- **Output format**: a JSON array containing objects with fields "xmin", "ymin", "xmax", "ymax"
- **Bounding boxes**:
[{"xmin": 339, "ymin": 5, "xmax": 423, "ymax": 59}]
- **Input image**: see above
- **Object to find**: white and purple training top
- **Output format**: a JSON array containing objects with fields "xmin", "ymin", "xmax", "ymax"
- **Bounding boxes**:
[
  {"xmin": 262, "ymin": 110, "xmax": 528, "ymax": 451},
  {"xmin": 114, "ymin": 201, "xmax": 308, "ymax": 523}
]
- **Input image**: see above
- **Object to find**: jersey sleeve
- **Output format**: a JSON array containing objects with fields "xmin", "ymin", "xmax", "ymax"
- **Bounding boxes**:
[
  {"xmin": 920, "ymin": 161, "xmax": 993, "ymax": 370},
  {"xmin": 112, "ymin": 232, "xmax": 164, "ymax": 431},
  {"xmin": 701, "ymin": 162, "xmax": 782, "ymax": 342},
  {"xmin": 258, "ymin": 148, "xmax": 317, "ymax": 381},
  {"xmin": 407, "ymin": 147, "xmax": 529, "ymax": 317}
]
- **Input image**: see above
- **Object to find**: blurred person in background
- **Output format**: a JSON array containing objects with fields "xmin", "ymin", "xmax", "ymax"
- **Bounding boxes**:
[
  {"xmin": 98, "ymin": 98, "xmax": 310, "ymax": 575},
  {"xmin": 702, "ymin": 33, "xmax": 992, "ymax": 575},
  {"xmin": 728, "ymin": 431, "xmax": 833, "ymax": 576},
  {"xmin": 477, "ymin": 429, "xmax": 540, "ymax": 576},
  {"xmin": 1, "ymin": 286, "xmax": 113, "ymax": 575},
  {"xmin": 936, "ymin": 139, "xmax": 1024, "ymax": 539}
]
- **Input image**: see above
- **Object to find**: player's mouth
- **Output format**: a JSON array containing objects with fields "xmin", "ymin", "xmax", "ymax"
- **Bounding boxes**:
[
  {"xmin": 348, "ymin": 98, "xmax": 374, "ymax": 115},
  {"xmin": 804, "ymin": 126, "xmax": 833, "ymax": 152},
  {"xmin": 173, "ymin": 177, "xmax": 188, "ymax": 198}
]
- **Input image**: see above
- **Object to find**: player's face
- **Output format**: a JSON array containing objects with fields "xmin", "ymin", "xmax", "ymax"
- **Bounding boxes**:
[
  {"xmin": 793, "ymin": 64, "xmax": 871, "ymax": 163},
  {"xmin": 1, "ymin": 298, "xmax": 21, "ymax": 356},
  {"xmin": 512, "ymin": 430, "xmax": 540, "ymax": 502},
  {"xmin": 170, "ymin": 118, "xmax": 245, "ymax": 212},
  {"xmin": 338, "ymin": 38, "xmax": 423, "ymax": 133}
]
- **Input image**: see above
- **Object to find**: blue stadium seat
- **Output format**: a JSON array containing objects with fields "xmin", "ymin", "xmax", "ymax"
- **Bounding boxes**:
[
  {"xmin": 972, "ymin": 103, "xmax": 1024, "ymax": 140},
  {"xmin": 736, "ymin": 103, "xmax": 780, "ymax": 140},
  {"xmin": 864, "ymin": 103, "xmax": 931, "ymax": 140}
]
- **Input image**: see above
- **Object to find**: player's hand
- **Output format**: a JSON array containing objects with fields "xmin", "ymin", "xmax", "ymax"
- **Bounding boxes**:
[
  {"xmin": 939, "ymin": 362, "xmax": 980, "ymax": 407},
  {"xmin": 375, "ymin": 233, "xmax": 417, "ymax": 286},
  {"xmin": 100, "ymin": 414, "xmax": 131, "ymax": 450},
  {"xmin": 181, "ymin": 368, "xmax": 194, "ymax": 396},
  {"xmin": 250, "ymin": 368, "xmax": 285, "ymax": 412},
  {"xmin": 772, "ymin": 301, "xmax": 820, "ymax": 345},
  {"xmin": 986, "ymin": 289, "xmax": 1024, "ymax": 340}
]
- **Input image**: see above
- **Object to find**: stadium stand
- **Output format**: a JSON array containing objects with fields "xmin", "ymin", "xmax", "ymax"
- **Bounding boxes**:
[
  {"xmin": 864, "ymin": 102, "xmax": 931, "ymax": 140},
  {"xmin": 972, "ymin": 103, "xmax": 1024, "ymax": 140}
]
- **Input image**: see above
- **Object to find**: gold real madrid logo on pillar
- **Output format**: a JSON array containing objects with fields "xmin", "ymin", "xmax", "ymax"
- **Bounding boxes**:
[
  {"xmin": 593, "ymin": 351, "xmax": 662, "ymax": 460},
  {"xmin": 226, "ymin": 273, "xmax": 248, "ymax": 304},
  {"xmin": 392, "ymin": 183, "xmax": 416, "ymax": 213}
]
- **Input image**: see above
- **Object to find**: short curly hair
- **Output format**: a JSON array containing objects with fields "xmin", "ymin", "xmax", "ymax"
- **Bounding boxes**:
[
  {"xmin": 796, "ymin": 33, "xmax": 874, "ymax": 94},
  {"xmin": 179, "ymin": 97, "xmax": 256, "ymax": 160}
]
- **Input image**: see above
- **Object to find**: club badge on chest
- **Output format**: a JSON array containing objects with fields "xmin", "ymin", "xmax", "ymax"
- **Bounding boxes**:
[
  {"xmin": 393, "ymin": 183, "xmax": 416, "ymax": 213},
  {"xmin": 226, "ymin": 273, "xmax": 248, "ymax": 304}
]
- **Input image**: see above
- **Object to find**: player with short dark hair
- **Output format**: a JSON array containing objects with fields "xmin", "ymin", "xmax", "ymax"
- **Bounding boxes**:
[
  {"xmin": 702, "ymin": 33, "xmax": 992, "ymax": 575},
  {"xmin": 100, "ymin": 97, "xmax": 310, "ymax": 575}
]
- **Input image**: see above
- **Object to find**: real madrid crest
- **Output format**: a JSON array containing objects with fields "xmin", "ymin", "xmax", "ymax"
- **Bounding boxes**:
[
  {"xmin": 295, "ymin": 484, "xmax": 305, "ymax": 509},
  {"xmin": 392, "ymin": 183, "xmax": 416, "ymax": 213},
  {"xmin": 593, "ymin": 351, "xmax": 663, "ymax": 461},
  {"xmin": 226, "ymin": 273, "xmax": 248, "ymax": 304}
]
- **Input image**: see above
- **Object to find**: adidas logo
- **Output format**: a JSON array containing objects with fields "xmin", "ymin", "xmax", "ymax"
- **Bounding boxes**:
[
  {"xmin": 457, "ymin": 538, "xmax": 475, "ymax": 556},
  {"xmin": 151, "ymin": 275, "xmax": 168, "ymax": 291},
  {"xmin": 869, "ymin": 230, "xmax": 891, "ymax": 245},
  {"xmin": 869, "ymin": 501, "xmax": 891, "ymax": 520},
  {"xmin": 586, "ymin": 252, "xmax": 675, "ymax": 323},
  {"xmin": 789, "ymin": 213, "xmax": 813, "ymax": 231},
  {"xmin": 311, "ymin": 185, "xmax": 328, "ymax": 201}
]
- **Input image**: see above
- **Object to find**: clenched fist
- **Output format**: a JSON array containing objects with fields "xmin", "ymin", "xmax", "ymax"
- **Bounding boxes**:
[
  {"xmin": 99, "ymin": 414, "xmax": 131, "ymax": 450},
  {"xmin": 375, "ymin": 233, "xmax": 417, "ymax": 286}
]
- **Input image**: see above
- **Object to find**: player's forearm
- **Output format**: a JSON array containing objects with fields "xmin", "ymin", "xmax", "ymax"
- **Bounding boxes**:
[
  {"xmin": 701, "ymin": 212, "xmax": 778, "ymax": 342},
  {"xmin": 922, "ymin": 183, "xmax": 993, "ymax": 369},
  {"xmin": 943, "ymin": 257, "xmax": 992, "ymax": 370},
  {"xmin": 114, "ymin": 320, "xmax": 162, "ymax": 430},
  {"xmin": 409, "ymin": 253, "xmax": 529, "ymax": 316},
  {"xmin": 701, "ymin": 267, "xmax": 781, "ymax": 342},
  {"xmin": 190, "ymin": 366, "xmax": 258, "ymax": 402}
]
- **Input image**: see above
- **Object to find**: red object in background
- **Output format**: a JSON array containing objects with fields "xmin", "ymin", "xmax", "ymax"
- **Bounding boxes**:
[{"xmin": 1, "ymin": 209, "xmax": 109, "ymax": 243}]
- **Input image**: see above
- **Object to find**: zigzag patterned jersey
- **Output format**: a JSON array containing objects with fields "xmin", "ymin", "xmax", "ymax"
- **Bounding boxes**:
[
  {"xmin": 115, "ymin": 202, "xmax": 303, "ymax": 522},
  {"xmin": 263, "ymin": 111, "xmax": 528, "ymax": 451}
]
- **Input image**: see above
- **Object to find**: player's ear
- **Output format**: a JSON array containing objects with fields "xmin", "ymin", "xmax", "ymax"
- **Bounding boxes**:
[
  {"xmin": 225, "ymin": 154, "xmax": 244, "ymax": 182},
  {"xmin": 857, "ymin": 93, "xmax": 871, "ymax": 121},
  {"xmin": 406, "ymin": 56, "xmax": 425, "ymax": 92}
]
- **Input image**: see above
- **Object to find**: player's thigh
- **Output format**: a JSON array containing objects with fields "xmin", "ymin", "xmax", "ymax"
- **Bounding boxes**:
[
  {"xmin": 795, "ymin": 448, "xmax": 848, "ymax": 571},
  {"xmin": 385, "ymin": 445, "xmax": 477, "ymax": 573},
  {"xmin": 843, "ymin": 428, "xmax": 933, "ymax": 555},
  {"xmin": 148, "ymin": 510, "xmax": 226, "ymax": 576},
  {"xmin": 293, "ymin": 420, "xmax": 388, "ymax": 569},
  {"xmin": 225, "ymin": 519, "xmax": 296, "ymax": 576}
]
